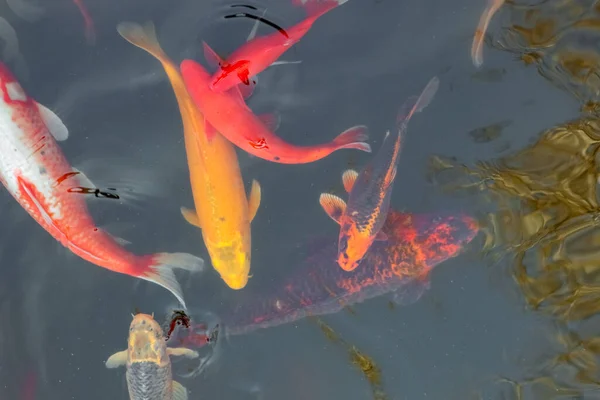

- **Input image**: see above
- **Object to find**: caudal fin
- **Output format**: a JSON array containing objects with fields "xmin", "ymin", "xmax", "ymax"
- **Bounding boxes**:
[
  {"xmin": 396, "ymin": 76, "xmax": 439, "ymax": 126},
  {"xmin": 138, "ymin": 253, "xmax": 204, "ymax": 309},
  {"xmin": 331, "ymin": 125, "xmax": 371, "ymax": 153},
  {"xmin": 117, "ymin": 21, "xmax": 169, "ymax": 63},
  {"xmin": 292, "ymin": 0, "xmax": 347, "ymax": 17}
]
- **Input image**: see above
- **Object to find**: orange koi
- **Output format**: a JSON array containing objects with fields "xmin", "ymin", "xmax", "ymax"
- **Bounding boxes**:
[{"xmin": 180, "ymin": 56, "xmax": 371, "ymax": 164}]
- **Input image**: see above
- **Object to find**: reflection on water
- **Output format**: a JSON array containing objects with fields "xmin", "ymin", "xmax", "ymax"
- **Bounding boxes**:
[
  {"xmin": 431, "ymin": 0, "xmax": 600, "ymax": 397},
  {"xmin": 314, "ymin": 318, "xmax": 388, "ymax": 400}
]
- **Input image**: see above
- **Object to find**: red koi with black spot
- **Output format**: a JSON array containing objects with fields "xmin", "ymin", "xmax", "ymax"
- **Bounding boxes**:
[
  {"xmin": 180, "ymin": 58, "xmax": 371, "ymax": 164},
  {"xmin": 206, "ymin": 0, "xmax": 348, "ymax": 92}
]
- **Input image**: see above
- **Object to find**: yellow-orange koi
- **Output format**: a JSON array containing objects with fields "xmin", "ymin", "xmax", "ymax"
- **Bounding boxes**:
[{"xmin": 117, "ymin": 21, "xmax": 261, "ymax": 290}]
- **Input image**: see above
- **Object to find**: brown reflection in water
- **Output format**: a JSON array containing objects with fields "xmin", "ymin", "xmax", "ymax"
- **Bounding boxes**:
[
  {"xmin": 468, "ymin": 120, "xmax": 512, "ymax": 143},
  {"xmin": 313, "ymin": 317, "xmax": 388, "ymax": 400},
  {"xmin": 430, "ymin": 117, "xmax": 600, "ymax": 397},
  {"xmin": 429, "ymin": 2, "xmax": 600, "ymax": 395},
  {"xmin": 491, "ymin": 0, "xmax": 600, "ymax": 103},
  {"xmin": 432, "ymin": 116, "xmax": 600, "ymax": 320}
]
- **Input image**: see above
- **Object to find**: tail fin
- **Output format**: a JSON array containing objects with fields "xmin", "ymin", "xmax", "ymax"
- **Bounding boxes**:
[
  {"xmin": 117, "ymin": 21, "xmax": 168, "ymax": 62},
  {"xmin": 396, "ymin": 76, "xmax": 439, "ymax": 126},
  {"xmin": 331, "ymin": 125, "xmax": 371, "ymax": 153},
  {"xmin": 138, "ymin": 253, "xmax": 204, "ymax": 309},
  {"xmin": 292, "ymin": 0, "xmax": 347, "ymax": 17}
]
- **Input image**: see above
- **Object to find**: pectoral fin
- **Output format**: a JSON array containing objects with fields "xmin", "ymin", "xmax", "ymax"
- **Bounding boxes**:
[
  {"xmin": 106, "ymin": 230, "xmax": 132, "ymax": 246},
  {"xmin": 105, "ymin": 350, "xmax": 128, "ymax": 368},
  {"xmin": 238, "ymin": 79, "xmax": 257, "ymax": 99},
  {"xmin": 342, "ymin": 169, "xmax": 358, "ymax": 193},
  {"xmin": 374, "ymin": 230, "xmax": 388, "ymax": 241},
  {"xmin": 246, "ymin": 8, "xmax": 267, "ymax": 41},
  {"xmin": 180, "ymin": 207, "xmax": 201, "ymax": 228},
  {"xmin": 271, "ymin": 60, "xmax": 302, "ymax": 66},
  {"xmin": 172, "ymin": 381, "xmax": 189, "ymax": 400},
  {"xmin": 319, "ymin": 193, "xmax": 346, "ymax": 224},
  {"xmin": 167, "ymin": 347, "xmax": 199, "ymax": 359},
  {"xmin": 228, "ymin": 86, "xmax": 252, "ymax": 112},
  {"xmin": 36, "ymin": 102, "xmax": 69, "ymax": 141},
  {"xmin": 391, "ymin": 277, "xmax": 430, "ymax": 306},
  {"xmin": 202, "ymin": 40, "xmax": 225, "ymax": 68},
  {"xmin": 248, "ymin": 180, "xmax": 261, "ymax": 222}
]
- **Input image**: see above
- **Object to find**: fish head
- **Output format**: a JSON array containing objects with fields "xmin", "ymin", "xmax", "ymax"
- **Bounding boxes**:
[
  {"xmin": 0, "ymin": 63, "xmax": 30, "ymax": 104},
  {"xmin": 127, "ymin": 313, "xmax": 168, "ymax": 365},
  {"xmin": 384, "ymin": 211, "xmax": 480, "ymax": 270},
  {"xmin": 210, "ymin": 243, "xmax": 251, "ymax": 290},
  {"xmin": 337, "ymin": 223, "xmax": 372, "ymax": 272}
]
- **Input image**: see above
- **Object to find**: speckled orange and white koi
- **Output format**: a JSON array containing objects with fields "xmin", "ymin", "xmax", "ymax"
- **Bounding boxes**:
[
  {"xmin": 106, "ymin": 313, "xmax": 198, "ymax": 400},
  {"xmin": 0, "ymin": 62, "xmax": 203, "ymax": 307},
  {"xmin": 472, "ymin": 0, "xmax": 505, "ymax": 67},
  {"xmin": 320, "ymin": 77, "xmax": 439, "ymax": 271}
]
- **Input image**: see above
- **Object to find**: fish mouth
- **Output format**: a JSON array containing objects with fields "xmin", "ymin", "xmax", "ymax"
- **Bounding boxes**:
[
  {"xmin": 337, "ymin": 256, "xmax": 360, "ymax": 272},
  {"xmin": 221, "ymin": 273, "xmax": 249, "ymax": 290}
]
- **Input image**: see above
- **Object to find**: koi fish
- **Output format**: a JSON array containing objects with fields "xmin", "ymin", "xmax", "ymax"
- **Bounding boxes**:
[
  {"xmin": 180, "ymin": 58, "xmax": 371, "ymax": 164},
  {"xmin": 0, "ymin": 62, "xmax": 203, "ymax": 307},
  {"xmin": 212, "ymin": 207, "xmax": 477, "ymax": 335},
  {"xmin": 117, "ymin": 21, "xmax": 261, "ymax": 290},
  {"xmin": 471, "ymin": 0, "xmax": 505, "ymax": 67},
  {"xmin": 205, "ymin": 0, "xmax": 347, "ymax": 92},
  {"xmin": 106, "ymin": 313, "xmax": 198, "ymax": 400},
  {"xmin": 320, "ymin": 77, "xmax": 439, "ymax": 271}
]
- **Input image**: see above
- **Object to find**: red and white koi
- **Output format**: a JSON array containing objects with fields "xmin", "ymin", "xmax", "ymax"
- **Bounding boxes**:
[{"xmin": 0, "ymin": 62, "xmax": 203, "ymax": 307}]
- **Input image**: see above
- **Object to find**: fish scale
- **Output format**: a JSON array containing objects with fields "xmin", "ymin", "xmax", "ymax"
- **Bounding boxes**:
[
  {"xmin": 106, "ymin": 313, "xmax": 196, "ymax": 400},
  {"xmin": 126, "ymin": 362, "xmax": 173, "ymax": 400}
]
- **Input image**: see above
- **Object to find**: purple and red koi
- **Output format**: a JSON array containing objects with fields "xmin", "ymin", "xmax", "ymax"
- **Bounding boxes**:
[
  {"xmin": 219, "ymin": 210, "xmax": 477, "ymax": 335},
  {"xmin": 166, "ymin": 193, "xmax": 478, "ymax": 337}
]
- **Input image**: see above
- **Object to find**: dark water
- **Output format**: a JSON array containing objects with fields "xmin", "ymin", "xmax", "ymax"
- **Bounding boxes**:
[{"xmin": 1, "ymin": 0, "xmax": 596, "ymax": 399}]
